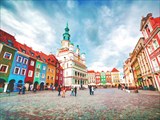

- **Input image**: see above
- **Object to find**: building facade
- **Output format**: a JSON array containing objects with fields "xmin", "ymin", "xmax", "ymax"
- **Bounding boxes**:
[
  {"xmin": 100, "ymin": 71, "xmax": 106, "ymax": 85},
  {"xmin": 111, "ymin": 68, "xmax": 120, "ymax": 86},
  {"xmin": 140, "ymin": 13, "xmax": 160, "ymax": 91},
  {"xmin": 87, "ymin": 70, "xmax": 96, "ymax": 84},
  {"xmin": 56, "ymin": 24, "xmax": 87, "ymax": 88}
]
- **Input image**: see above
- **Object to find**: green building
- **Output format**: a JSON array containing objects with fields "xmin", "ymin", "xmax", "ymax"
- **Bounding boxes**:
[{"xmin": 100, "ymin": 71, "xmax": 106, "ymax": 85}]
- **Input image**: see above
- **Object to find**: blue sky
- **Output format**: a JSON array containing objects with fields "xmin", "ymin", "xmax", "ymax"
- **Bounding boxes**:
[{"xmin": 0, "ymin": 0, "xmax": 159, "ymax": 72}]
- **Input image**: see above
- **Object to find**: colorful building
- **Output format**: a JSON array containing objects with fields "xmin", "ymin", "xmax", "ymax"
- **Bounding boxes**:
[
  {"xmin": 111, "ymin": 68, "xmax": 120, "ymax": 86},
  {"xmin": 55, "ymin": 60, "xmax": 63, "ymax": 86},
  {"xmin": 7, "ymin": 50, "xmax": 29, "ymax": 92},
  {"xmin": 140, "ymin": 13, "xmax": 160, "ymax": 91},
  {"xmin": 56, "ymin": 23, "xmax": 87, "ymax": 88},
  {"xmin": 100, "ymin": 71, "xmax": 106, "ymax": 85},
  {"xmin": 123, "ymin": 58, "xmax": 135, "ymax": 87},
  {"xmin": 106, "ymin": 71, "xmax": 112, "ymax": 85},
  {"xmin": 87, "ymin": 70, "xmax": 96, "ymax": 84},
  {"xmin": 46, "ymin": 54, "xmax": 57, "ymax": 87},
  {"xmin": 95, "ymin": 72, "xmax": 100, "ymax": 85},
  {"xmin": 0, "ymin": 43, "xmax": 16, "ymax": 92}
]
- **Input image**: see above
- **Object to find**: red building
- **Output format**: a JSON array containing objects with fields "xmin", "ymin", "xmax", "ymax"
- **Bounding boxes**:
[
  {"xmin": 0, "ymin": 30, "xmax": 17, "ymax": 47},
  {"xmin": 95, "ymin": 72, "xmax": 100, "ymax": 85},
  {"xmin": 106, "ymin": 71, "xmax": 112, "ymax": 84},
  {"xmin": 55, "ymin": 60, "xmax": 64, "ymax": 86},
  {"xmin": 140, "ymin": 13, "xmax": 160, "ymax": 91}
]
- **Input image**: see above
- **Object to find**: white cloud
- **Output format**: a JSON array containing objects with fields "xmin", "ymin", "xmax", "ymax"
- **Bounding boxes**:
[{"xmin": 67, "ymin": 0, "xmax": 76, "ymax": 9}]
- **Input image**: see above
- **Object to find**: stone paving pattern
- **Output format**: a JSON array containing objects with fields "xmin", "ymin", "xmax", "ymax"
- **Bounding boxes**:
[{"xmin": 0, "ymin": 88, "xmax": 160, "ymax": 120}]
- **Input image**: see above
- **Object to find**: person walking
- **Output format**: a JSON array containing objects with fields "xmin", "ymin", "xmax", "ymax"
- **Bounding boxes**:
[
  {"xmin": 18, "ymin": 86, "xmax": 22, "ymax": 94},
  {"xmin": 70, "ymin": 86, "xmax": 74, "ymax": 96},
  {"xmin": 58, "ymin": 85, "xmax": 61, "ymax": 96},
  {"xmin": 62, "ymin": 87, "xmax": 66, "ymax": 98},
  {"xmin": 91, "ymin": 86, "xmax": 94, "ymax": 95},
  {"xmin": 89, "ymin": 85, "xmax": 92, "ymax": 95},
  {"xmin": 74, "ymin": 86, "xmax": 77, "ymax": 97},
  {"xmin": 22, "ymin": 85, "xmax": 26, "ymax": 94}
]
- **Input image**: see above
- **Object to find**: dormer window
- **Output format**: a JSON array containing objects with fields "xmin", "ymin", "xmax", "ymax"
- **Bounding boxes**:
[{"xmin": 8, "ymin": 40, "xmax": 13, "ymax": 47}]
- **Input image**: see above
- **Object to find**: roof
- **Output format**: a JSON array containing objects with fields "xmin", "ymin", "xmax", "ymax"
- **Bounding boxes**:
[
  {"xmin": 87, "ymin": 70, "xmax": 95, "ymax": 73},
  {"xmin": 111, "ymin": 68, "xmax": 119, "ymax": 72}
]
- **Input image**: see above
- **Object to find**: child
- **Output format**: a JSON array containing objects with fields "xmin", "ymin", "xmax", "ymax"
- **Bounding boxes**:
[{"xmin": 62, "ymin": 87, "xmax": 66, "ymax": 98}]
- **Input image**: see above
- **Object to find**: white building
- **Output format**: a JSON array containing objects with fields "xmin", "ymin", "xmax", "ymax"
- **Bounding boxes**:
[
  {"xmin": 87, "ymin": 70, "xmax": 96, "ymax": 84},
  {"xmin": 56, "ymin": 23, "xmax": 88, "ymax": 88}
]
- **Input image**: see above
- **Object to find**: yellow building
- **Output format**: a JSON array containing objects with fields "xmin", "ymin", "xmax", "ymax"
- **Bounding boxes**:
[{"xmin": 111, "ymin": 68, "xmax": 120, "ymax": 86}]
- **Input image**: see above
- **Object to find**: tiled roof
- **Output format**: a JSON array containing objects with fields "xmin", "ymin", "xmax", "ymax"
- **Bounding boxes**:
[
  {"xmin": 111, "ymin": 68, "xmax": 119, "ymax": 72},
  {"xmin": 87, "ymin": 70, "xmax": 95, "ymax": 73}
]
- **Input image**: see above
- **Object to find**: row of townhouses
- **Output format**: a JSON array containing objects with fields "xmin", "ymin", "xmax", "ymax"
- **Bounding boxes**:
[
  {"xmin": 0, "ymin": 29, "xmax": 63, "ymax": 93},
  {"xmin": 87, "ymin": 68, "xmax": 121, "ymax": 86},
  {"xmin": 123, "ymin": 13, "xmax": 160, "ymax": 91}
]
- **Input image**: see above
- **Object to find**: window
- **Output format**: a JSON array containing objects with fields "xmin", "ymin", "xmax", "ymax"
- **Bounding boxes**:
[
  {"xmin": 60, "ymin": 77, "xmax": 62, "ymax": 80},
  {"xmin": 8, "ymin": 40, "xmax": 13, "ymax": 47},
  {"xmin": 28, "ymin": 70, "xmax": 33, "ymax": 77},
  {"xmin": 21, "ymin": 69, "xmax": 26, "ymax": 75},
  {"xmin": 42, "ymin": 73, "xmax": 45, "ymax": 78},
  {"xmin": 52, "ymin": 69, "xmax": 54, "ymax": 73},
  {"xmin": 43, "ymin": 66, "xmax": 46, "ymax": 70},
  {"xmin": 148, "ymin": 23, "xmax": 153, "ymax": 32},
  {"xmin": 48, "ymin": 68, "xmax": 50, "ymax": 72},
  {"xmin": 158, "ymin": 55, "xmax": 160, "ymax": 63},
  {"xmin": 148, "ymin": 46, "xmax": 153, "ymax": 54},
  {"xmin": 153, "ymin": 39, "xmax": 159, "ymax": 50},
  {"xmin": 14, "ymin": 67, "xmax": 20, "ymax": 74},
  {"xmin": 35, "ymin": 72, "xmax": 40, "ymax": 77},
  {"xmin": 152, "ymin": 59, "xmax": 159, "ymax": 71},
  {"xmin": 0, "ymin": 64, "xmax": 8, "ymax": 73},
  {"xmin": 3, "ymin": 52, "xmax": 12, "ymax": 60},
  {"xmin": 56, "ymin": 76, "xmax": 58, "ymax": 80},
  {"xmin": 158, "ymin": 31, "xmax": 160, "ymax": 39},
  {"xmin": 23, "ymin": 58, "xmax": 28, "ymax": 64},
  {"xmin": 30, "ymin": 60, "xmax": 34, "ymax": 66},
  {"xmin": 47, "ymin": 76, "xmax": 49, "ymax": 79},
  {"xmin": 37, "ymin": 64, "xmax": 40, "ymax": 69},
  {"xmin": 51, "ymin": 77, "xmax": 53, "ymax": 80},
  {"xmin": 17, "ymin": 56, "xmax": 23, "ymax": 63},
  {"xmin": 57, "ymin": 69, "xmax": 59, "ymax": 73},
  {"xmin": 143, "ymin": 30, "xmax": 148, "ymax": 39}
]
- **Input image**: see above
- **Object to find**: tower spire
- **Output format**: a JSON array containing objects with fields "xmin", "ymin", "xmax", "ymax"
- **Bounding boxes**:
[{"xmin": 63, "ymin": 22, "xmax": 70, "ymax": 41}]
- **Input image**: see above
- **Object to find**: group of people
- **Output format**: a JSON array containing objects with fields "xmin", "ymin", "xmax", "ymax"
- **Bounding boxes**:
[
  {"xmin": 18, "ymin": 85, "xmax": 26, "ymax": 94},
  {"xmin": 57, "ymin": 85, "xmax": 78, "ymax": 98},
  {"xmin": 70, "ymin": 86, "xmax": 77, "ymax": 96},
  {"xmin": 89, "ymin": 85, "xmax": 95, "ymax": 95}
]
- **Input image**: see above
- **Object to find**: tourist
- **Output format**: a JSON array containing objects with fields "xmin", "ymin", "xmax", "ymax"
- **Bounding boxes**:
[
  {"xmin": 62, "ymin": 87, "xmax": 66, "ymax": 98},
  {"xmin": 74, "ymin": 86, "xmax": 77, "ymax": 96},
  {"xmin": 91, "ymin": 86, "xmax": 94, "ymax": 95},
  {"xmin": 18, "ymin": 86, "xmax": 22, "ymax": 94},
  {"xmin": 58, "ymin": 85, "xmax": 61, "ymax": 96},
  {"xmin": 22, "ymin": 85, "xmax": 26, "ymax": 94},
  {"xmin": 70, "ymin": 86, "xmax": 74, "ymax": 96},
  {"xmin": 89, "ymin": 85, "xmax": 92, "ymax": 95}
]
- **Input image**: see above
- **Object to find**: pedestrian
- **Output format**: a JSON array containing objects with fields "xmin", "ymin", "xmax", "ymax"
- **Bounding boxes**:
[
  {"xmin": 52, "ymin": 86, "xmax": 55, "ymax": 91},
  {"xmin": 58, "ymin": 85, "xmax": 61, "ymax": 96},
  {"xmin": 22, "ymin": 85, "xmax": 26, "ymax": 94},
  {"xmin": 18, "ymin": 86, "xmax": 22, "ymax": 94},
  {"xmin": 91, "ymin": 86, "xmax": 94, "ymax": 95},
  {"xmin": 30, "ymin": 84, "xmax": 33, "ymax": 91},
  {"xmin": 70, "ymin": 86, "xmax": 74, "ymax": 96},
  {"xmin": 62, "ymin": 87, "xmax": 66, "ymax": 98},
  {"xmin": 89, "ymin": 85, "xmax": 92, "ymax": 95},
  {"xmin": 74, "ymin": 86, "xmax": 77, "ymax": 97}
]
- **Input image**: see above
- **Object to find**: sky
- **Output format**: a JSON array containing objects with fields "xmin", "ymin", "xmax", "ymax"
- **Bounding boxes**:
[{"xmin": 0, "ymin": 0, "xmax": 159, "ymax": 73}]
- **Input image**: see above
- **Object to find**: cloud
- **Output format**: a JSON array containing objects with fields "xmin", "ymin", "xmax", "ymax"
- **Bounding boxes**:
[{"xmin": 0, "ymin": 0, "xmax": 159, "ymax": 73}]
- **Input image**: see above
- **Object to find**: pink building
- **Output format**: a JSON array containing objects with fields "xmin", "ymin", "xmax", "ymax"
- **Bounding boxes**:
[{"xmin": 140, "ymin": 13, "xmax": 160, "ymax": 91}]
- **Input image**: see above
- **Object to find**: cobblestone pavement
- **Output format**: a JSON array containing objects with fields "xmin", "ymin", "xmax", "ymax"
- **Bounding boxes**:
[{"xmin": 0, "ymin": 88, "xmax": 160, "ymax": 120}]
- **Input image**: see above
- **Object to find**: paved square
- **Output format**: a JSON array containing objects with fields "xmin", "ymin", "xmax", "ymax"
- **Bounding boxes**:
[{"xmin": 0, "ymin": 88, "xmax": 160, "ymax": 120}]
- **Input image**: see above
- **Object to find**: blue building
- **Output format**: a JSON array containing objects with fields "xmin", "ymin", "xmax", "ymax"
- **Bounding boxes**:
[{"xmin": 8, "ymin": 51, "xmax": 29, "ymax": 92}]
